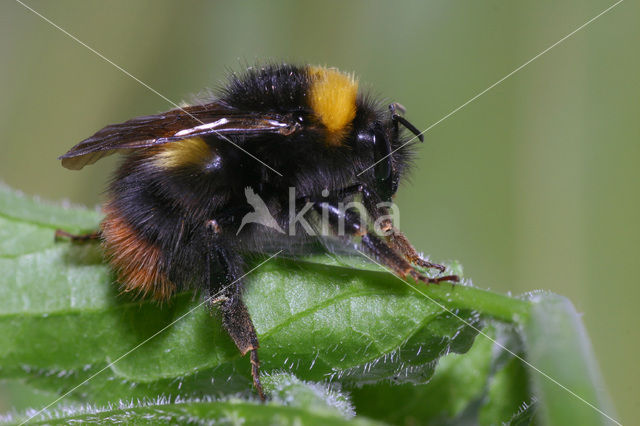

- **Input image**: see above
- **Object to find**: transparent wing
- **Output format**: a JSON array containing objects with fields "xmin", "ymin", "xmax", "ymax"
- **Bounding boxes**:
[{"xmin": 59, "ymin": 101, "xmax": 300, "ymax": 170}]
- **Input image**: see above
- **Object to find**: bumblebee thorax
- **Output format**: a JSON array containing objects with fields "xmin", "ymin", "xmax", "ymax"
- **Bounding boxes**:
[{"xmin": 307, "ymin": 66, "xmax": 358, "ymax": 146}]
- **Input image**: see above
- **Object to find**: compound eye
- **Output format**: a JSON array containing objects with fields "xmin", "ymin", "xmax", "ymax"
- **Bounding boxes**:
[
  {"xmin": 357, "ymin": 129, "xmax": 390, "ymax": 181},
  {"xmin": 356, "ymin": 128, "xmax": 395, "ymax": 201},
  {"xmin": 372, "ymin": 128, "xmax": 392, "ymax": 183}
]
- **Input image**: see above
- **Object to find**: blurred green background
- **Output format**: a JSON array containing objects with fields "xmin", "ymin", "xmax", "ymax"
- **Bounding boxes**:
[{"xmin": 0, "ymin": 0, "xmax": 637, "ymax": 423}]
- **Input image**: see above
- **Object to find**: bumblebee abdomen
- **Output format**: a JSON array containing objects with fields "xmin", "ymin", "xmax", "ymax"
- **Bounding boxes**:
[
  {"xmin": 101, "ymin": 203, "xmax": 176, "ymax": 301},
  {"xmin": 102, "ymin": 149, "xmax": 224, "ymax": 301}
]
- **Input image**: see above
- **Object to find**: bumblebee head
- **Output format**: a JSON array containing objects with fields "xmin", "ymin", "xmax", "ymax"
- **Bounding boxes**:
[
  {"xmin": 355, "ymin": 102, "xmax": 423, "ymax": 201},
  {"xmin": 305, "ymin": 66, "xmax": 422, "ymax": 201}
]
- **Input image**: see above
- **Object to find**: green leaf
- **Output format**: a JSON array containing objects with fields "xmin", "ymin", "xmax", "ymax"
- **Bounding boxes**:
[
  {"xmin": 0, "ymin": 185, "xmax": 618, "ymax": 425},
  {"xmin": 477, "ymin": 327, "xmax": 535, "ymax": 426},
  {"xmin": 0, "ymin": 185, "xmax": 526, "ymax": 403},
  {"xmin": 350, "ymin": 295, "xmax": 622, "ymax": 426},
  {"xmin": 350, "ymin": 325, "xmax": 536, "ymax": 426},
  {"xmin": 0, "ymin": 183, "xmax": 101, "ymax": 235},
  {"xmin": 522, "ymin": 293, "xmax": 618, "ymax": 426},
  {"xmin": 4, "ymin": 373, "xmax": 383, "ymax": 425},
  {"xmin": 262, "ymin": 372, "xmax": 355, "ymax": 418}
]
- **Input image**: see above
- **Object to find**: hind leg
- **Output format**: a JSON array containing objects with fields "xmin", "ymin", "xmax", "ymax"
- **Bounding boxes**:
[{"xmin": 54, "ymin": 229, "xmax": 101, "ymax": 243}]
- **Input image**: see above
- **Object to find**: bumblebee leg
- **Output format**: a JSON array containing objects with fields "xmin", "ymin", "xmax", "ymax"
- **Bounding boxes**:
[
  {"xmin": 220, "ymin": 293, "xmax": 265, "ymax": 400},
  {"xmin": 361, "ymin": 232, "xmax": 458, "ymax": 284},
  {"xmin": 378, "ymin": 219, "xmax": 446, "ymax": 273},
  {"xmin": 205, "ymin": 220, "xmax": 265, "ymax": 401},
  {"xmin": 320, "ymin": 184, "xmax": 451, "ymax": 275},
  {"xmin": 54, "ymin": 229, "xmax": 101, "ymax": 243},
  {"xmin": 313, "ymin": 201, "xmax": 458, "ymax": 284}
]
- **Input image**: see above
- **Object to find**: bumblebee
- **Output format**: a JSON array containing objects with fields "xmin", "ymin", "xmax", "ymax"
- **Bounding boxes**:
[{"xmin": 57, "ymin": 63, "xmax": 459, "ymax": 400}]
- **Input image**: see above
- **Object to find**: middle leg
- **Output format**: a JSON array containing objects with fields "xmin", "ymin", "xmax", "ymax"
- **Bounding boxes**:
[{"xmin": 205, "ymin": 219, "xmax": 265, "ymax": 400}]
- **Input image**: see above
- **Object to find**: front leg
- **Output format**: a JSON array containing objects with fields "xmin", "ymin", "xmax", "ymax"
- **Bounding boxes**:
[
  {"xmin": 313, "ymin": 202, "xmax": 458, "ymax": 284},
  {"xmin": 328, "ymin": 183, "xmax": 450, "ymax": 274},
  {"xmin": 205, "ymin": 220, "xmax": 265, "ymax": 401},
  {"xmin": 378, "ymin": 218, "xmax": 447, "ymax": 273}
]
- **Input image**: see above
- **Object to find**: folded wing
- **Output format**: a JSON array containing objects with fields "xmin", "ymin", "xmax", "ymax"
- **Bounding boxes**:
[{"xmin": 60, "ymin": 101, "xmax": 300, "ymax": 170}]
